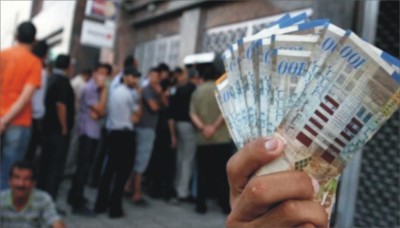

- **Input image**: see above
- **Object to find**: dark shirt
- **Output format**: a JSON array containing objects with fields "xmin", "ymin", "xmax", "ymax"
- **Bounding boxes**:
[
  {"xmin": 137, "ymin": 85, "xmax": 160, "ymax": 129},
  {"xmin": 169, "ymin": 82, "xmax": 196, "ymax": 122},
  {"xmin": 43, "ymin": 72, "xmax": 75, "ymax": 135}
]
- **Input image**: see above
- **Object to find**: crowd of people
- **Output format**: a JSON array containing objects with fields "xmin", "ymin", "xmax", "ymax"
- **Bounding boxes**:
[
  {"xmin": 1, "ymin": 21, "xmax": 329, "ymax": 228},
  {"xmin": 0, "ymin": 21, "xmax": 234, "ymax": 226}
]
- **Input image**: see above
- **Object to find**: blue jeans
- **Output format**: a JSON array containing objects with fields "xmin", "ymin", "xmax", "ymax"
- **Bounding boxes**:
[
  {"xmin": 134, "ymin": 127, "xmax": 156, "ymax": 174},
  {"xmin": 1, "ymin": 125, "xmax": 31, "ymax": 190}
]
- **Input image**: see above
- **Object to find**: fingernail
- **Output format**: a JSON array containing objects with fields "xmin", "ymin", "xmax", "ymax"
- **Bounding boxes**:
[
  {"xmin": 264, "ymin": 138, "xmax": 278, "ymax": 151},
  {"xmin": 311, "ymin": 178, "xmax": 320, "ymax": 195}
]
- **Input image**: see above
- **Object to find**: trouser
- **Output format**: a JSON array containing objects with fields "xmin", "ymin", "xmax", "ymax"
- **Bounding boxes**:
[
  {"xmin": 95, "ymin": 130, "xmax": 135, "ymax": 215},
  {"xmin": 38, "ymin": 133, "xmax": 70, "ymax": 200},
  {"xmin": 68, "ymin": 135, "xmax": 98, "ymax": 207},
  {"xmin": 196, "ymin": 143, "xmax": 232, "ymax": 210},
  {"xmin": 25, "ymin": 118, "xmax": 42, "ymax": 162},
  {"xmin": 90, "ymin": 127, "xmax": 108, "ymax": 186},
  {"xmin": 0, "ymin": 125, "xmax": 31, "ymax": 190},
  {"xmin": 64, "ymin": 116, "xmax": 79, "ymax": 176},
  {"xmin": 175, "ymin": 121, "xmax": 197, "ymax": 198}
]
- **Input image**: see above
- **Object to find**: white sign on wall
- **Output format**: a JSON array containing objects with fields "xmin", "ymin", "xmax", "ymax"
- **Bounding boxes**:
[{"xmin": 80, "ymin": 19, "xmax": 115, "ymax": 49}]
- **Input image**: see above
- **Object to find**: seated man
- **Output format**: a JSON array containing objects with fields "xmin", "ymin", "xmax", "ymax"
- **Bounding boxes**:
[
  {"xmin": 0, "ymin": 161, "xmax": 65, "ymax": 228},
  {"xmin": 225, "ymin": 137, "xmax": 328, "ymax": 228}
]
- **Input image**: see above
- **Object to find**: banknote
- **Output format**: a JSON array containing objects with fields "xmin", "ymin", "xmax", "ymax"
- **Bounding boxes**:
[
  {"xmin": 223, "ymin": 13, "xmax": 311, "ymax": 141},
  {"xmin": 258, "ymin": 30, "xmax": 400, "ymax": 213},
  {"xmin": 221, "ymin": 49, "xmax": 251, "ymax": 145},
  {"xmin": 215, "ymin": 74, "xmax": 244, "ymax": 147},
  {"xmin": 256, "ymin": 20, "xmax": 330, "ymax": 136},
  {"xmin": 268, "ymin": 49, "xmax": 312, "ymax": 131}
]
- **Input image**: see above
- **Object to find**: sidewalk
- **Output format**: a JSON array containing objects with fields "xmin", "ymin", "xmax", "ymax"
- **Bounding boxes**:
[{"xmin": 56, "ymin": 180, "xmax": 226, "ymax": 228}]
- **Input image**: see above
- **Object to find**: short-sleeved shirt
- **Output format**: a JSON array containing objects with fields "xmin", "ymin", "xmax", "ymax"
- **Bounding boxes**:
[
  {"xmin": 0, "ymin": 46, "xmax": 42, "ymax": 127},
  {"xmin": 31, "ymin": 69, "xmax": 47, "ymax": 119},
  {"xmin": 43, "ymin": 70, "xmax": 75, "ymax": 135},
  {"xmin": 169, "ymin": 82, "xmax": 196, "ymax": 122},
  {"xmin": 190, "ymin": 81, "xmax": 230, "ymax": 145},
  {"xmin": 137, "ymin": 85, "xmax": 160, "ymax": 129},
  {"xmin": 107, "ymin": 84, "xmax": 138, "ymax": 131},
  {"xmin": 0, "ymin": 189, "xmax": 61, "ymax": 228},
  {"xmin": 78, "ymin": 79, "xmax": 101, "ymax": 139}
]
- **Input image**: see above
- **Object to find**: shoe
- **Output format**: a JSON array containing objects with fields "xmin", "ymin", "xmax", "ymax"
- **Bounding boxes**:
[
  {"xmin": 178, "ymin": 196, "xmax": 195, "ymax": 204},
  {"xmin": 109, "ymin": 210, "xmax": 124, "ymax": 218},
  {"xmin": 72, "ymin": 206, "xmax": 97, "ymax": 217},
  {"xmin": 195, "ymin": 203, "xmax": 207, "ymax": 214},
  {"xmin": 132, "ymin": 198, "xmax": 149, "ymax": 207},
  {"xmin": 94, "ymin": 206, "xmax": 107, "ymax": 214}
]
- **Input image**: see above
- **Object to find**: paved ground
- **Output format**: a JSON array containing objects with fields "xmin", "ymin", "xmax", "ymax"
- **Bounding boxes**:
[{"xmin": 56, "ymin": 180, "xmax": 226, "ymax": 228}]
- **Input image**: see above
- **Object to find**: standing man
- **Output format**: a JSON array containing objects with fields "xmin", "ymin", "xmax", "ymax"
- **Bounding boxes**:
[
  {"xmin": 94, "ymin": 67, "xmax": 141, "ymax": 218},
  {"xmin": 25, "ymin": 40, "xmax": 49, "ymax": 162},
  {"xmin": 39, "ymin": 55, "xmax": 75, "ymax": 201},
  {"xmin": 0, "ymin": 161, "xmax": 65, "ymax": 228},
  {"xmin": 65, "ymin": 68, "xmax": 92, "ymax": 175},
  {"xmin": 67, "ymin": 64, "xmax": 108, "ymax": 215},
  {"xmin": 0, "ymin": 21, "xmax": 42, "ymax": 190},
  {"xmin": 125, "ymin": 68, "xmax": 168, "ymax": 205},
  {"xmin": 190, "ymin": 67, "xmax": 232, "ymax": 214},
  {"xmin": 169, "ymin": 67, "xmax": 197, "ymax": 202}
]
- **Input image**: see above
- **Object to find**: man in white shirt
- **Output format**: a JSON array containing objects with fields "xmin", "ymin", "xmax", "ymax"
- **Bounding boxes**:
[{"xmin": 94, "ymin": 67, "xmax": 141, "ymax": 218}]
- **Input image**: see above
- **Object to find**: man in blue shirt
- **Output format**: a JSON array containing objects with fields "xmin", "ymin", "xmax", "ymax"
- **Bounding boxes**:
[{"xmin": 94, "ymin": 67, "xmax": 141, "ymax": 218}]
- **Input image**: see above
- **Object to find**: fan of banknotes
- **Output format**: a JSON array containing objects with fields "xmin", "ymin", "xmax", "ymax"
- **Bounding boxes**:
[{"xmin": 215, "ymin": 12, "xmax": 400, "ymax": 215}]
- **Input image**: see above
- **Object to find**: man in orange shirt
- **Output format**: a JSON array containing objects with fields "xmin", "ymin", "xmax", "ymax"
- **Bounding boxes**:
[{"xmin": 0, "ymin": 21, "xmax": 42, "ymax": 190}]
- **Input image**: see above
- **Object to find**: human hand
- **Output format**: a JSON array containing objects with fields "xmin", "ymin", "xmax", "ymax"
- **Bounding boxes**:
[
  {"xmin": 202, "ymin": 125, "xmax": 216, "ymax": 139},
  {"xmin": 170, "ymin": 134, "xmax": 177, "ymax": 149},
  {"xmin": 152, "ymin": 83, "xmax": 163, "ymax": 95},
  {"xmin": 225, "ymin": 137, "xmax": 328, "ymax": 228},
  {"xmin": 0, "ymin": 118, "xmax": 7, "ymax": 134},
  {"xmin": 61, "ymin": 127, "xmax": 68, "ymax": 136}
]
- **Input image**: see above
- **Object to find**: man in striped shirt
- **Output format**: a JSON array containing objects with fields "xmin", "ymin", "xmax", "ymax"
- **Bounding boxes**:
[
  {"xmin": 0, "ymin": 161, "xmax": 64, "ymax": 228},
  {"xmin": 67, "ymin": 64, "xmax": 108, "ymax": 216}
]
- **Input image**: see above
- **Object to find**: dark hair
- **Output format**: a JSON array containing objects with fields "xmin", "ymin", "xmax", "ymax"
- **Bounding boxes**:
[
  {"xmin": 123, "ymin": 66, "xmax": 141, "ymax": 78},
  {"xmin": 96, "ymin": 63, "xmax": 112, "ymax": 75},
  {"xmin": 16, "ymin": 21, "xmax": 36, "ymax": 44},
  {"xmin": 149, "ymin": 67, "xmax": 160, "ymax": 74},
  {"xmin": 201, "ymin": 66, "xmax": 217, "ymax": 81},
  {"xmin": 55, "ymin": 54, "xmax": 71, "ymax": 70},
  {"xmin": 187, "ymin": 67, "xmax": 199, "ymax": 79},
  {"xmin": 32, "ymin": 40, "xmax": 48, "ymax": 59},
  {"xmin": 9, "ymin": 161, "xmax": 37, "ymax": 181},
  {"xmin": 157, "ymin": 63, "xmax": 170, "ymax": 72},
  {"xmin": 80, "ymin": 68, "xmax": 92, "ymax": 76},
  {"xmin": 173, "ymin": 67, "xmax": 183, "ymax": 74},
  {"xmin": 124, "ymin": 55, "xmax": 135, "ymax": 68},
  {"xmin": 103, "ymin": 63, "xmax": 113, "ymax": 75}
]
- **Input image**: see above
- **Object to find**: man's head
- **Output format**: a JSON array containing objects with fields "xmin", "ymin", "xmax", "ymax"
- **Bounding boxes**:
[
  {"xmin": 80, "ymin": 68, "xmax": 92, "ymax": 81},
  {"xmin": 93, "ymin": 63, "xmax": 110, "ymax": 87},
  {"xmin": 9, "ymin": 161, "xmax": 37, "ymax": 199},
  {"xmin": 157, "ymin": 63, "xmax": 170, "ymax": 80},
  {"xmin": 122, "ymin": 66, "xmax": 141, "ymax": 88},
  {"xmin": 187, "ymin": 67, "xmax": 200, "ymax": 85},
  {"xmin": 16, "ymin": 21, "xmax": 36, "ymax": 45},
  {"xmin": 174, "ymin": 67, "xmax": 186, "ymax": 85},
  {"xmin": 55, "ymin": 54, "xmax": 71, "ymax": 76},
  {"xmin": 32, "ymin": 40, "xmax": 48, "ymax": 61},
  {"xmin": 148, "ymin": 67, "xmax": 160, "ymax": 84},
  {"xmin": 201, "ymin": 66, "xmax": 218, "ymax": 81},
  {"xmin": 124, "ymin": 55, "xmax": 138, "ymax": 69}
]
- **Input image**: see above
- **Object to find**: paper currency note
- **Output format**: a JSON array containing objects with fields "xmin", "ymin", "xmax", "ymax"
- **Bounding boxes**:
[
  {"xmin": 268, "ymin": 49, "xmax": 312, "ymax": 130},
  {"xmin": 259, "ymin": 30, "xmax": 400, "ymax": 215},
  {"xmin": 257, "ymin": 20, "xmax": 329, "ymax": 136},
  {"xmin": 215, "ymin": 74, "xmax": 245, "ymax": 147}
]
